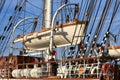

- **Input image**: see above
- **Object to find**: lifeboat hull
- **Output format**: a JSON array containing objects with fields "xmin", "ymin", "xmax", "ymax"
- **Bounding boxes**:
[
  {"xmin": 15, "ymin": 21, "xmax": 87, "ymax": 51},
  {"xmin": 109, "ymin": 46, "xmax": 120, "ymax": 57}
]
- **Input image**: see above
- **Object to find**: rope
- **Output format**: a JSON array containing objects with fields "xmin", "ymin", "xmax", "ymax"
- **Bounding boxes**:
[
  {"xmin": 84, "ymin": 0, "xmax": 112, "ymax": 57},
  {"xmin": 0, "ymin": 0, "xmax": 25, "ymax": 56},
  {"xmin": 102, "ymin": 0, "xmax": 120, "ymax": 45}
]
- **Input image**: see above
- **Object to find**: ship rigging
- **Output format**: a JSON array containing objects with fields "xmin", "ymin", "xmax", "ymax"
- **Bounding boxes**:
[{"xmin": 0, "ymin": 0, "xmax": 120, "ymax": 80}]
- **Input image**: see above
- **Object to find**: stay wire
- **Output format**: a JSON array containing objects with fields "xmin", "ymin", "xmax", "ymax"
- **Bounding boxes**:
[
  {"xmin": 0, "ymin": 1, "xmax": 25, "ymax": 56},
  {"xmin": 82, "ymin": 0, "xmax": 97, "ymax": 42},
  {"xmin": 86, "ymin": 0, "xmax": 102, "ymax": 43},
  {"xmin": 102, "ymin": 0, "xmax": 120, "ymax": 44},
  {"xmin": 84, "ymin": 0, "xmax": 112, "ymax": 57},
  {"xmin": 27, "ymin": 0, "xmax": 43, "ymax": 10},
  {"xmin": 95, "ymin": 0, "xmax": 113, "ymax": 42},
  {"xmin": 0, "ymin": 0, "xmax": 12, "ymax": 30},
  {"xmin": 91, "ymin": 0, "xmax": 111, "ymax": 44}
]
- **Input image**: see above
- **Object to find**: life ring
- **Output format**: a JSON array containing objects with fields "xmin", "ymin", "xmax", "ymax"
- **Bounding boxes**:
[
  {"xmin": 78, "ymin": 67, "xmax": 84, "ymax": 75},
  {"xmin": 102, "ymin": 64, "xmax": 114, "ymax": 73}
]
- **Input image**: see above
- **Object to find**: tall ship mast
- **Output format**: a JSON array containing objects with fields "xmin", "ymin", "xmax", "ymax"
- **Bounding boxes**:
[
  {"xmin": 43, "ymin": 0, "xmax": 52, "ymax": 28},
  {"xmin": 0, "ymin": 0, "xmax": 120, "ymax": 80}
]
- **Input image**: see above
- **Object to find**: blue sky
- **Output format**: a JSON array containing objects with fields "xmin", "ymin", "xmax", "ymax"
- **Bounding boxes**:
[{"xmin": 0, "ymin": 0, "xmax": 120, "ymax": 57}]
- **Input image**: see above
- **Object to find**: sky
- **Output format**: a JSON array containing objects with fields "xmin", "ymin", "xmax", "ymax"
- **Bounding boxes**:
[{"xmin": 0, "ymin": 0, "xmax": 44, "ymax": 56}]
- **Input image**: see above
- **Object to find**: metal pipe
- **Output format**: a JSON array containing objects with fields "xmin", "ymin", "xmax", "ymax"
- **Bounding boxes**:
[
  {"xmin": 9, "ymin": 17, "xmax": 35, "ymax": 62},
  {"xmin": 49, "ymin": 3, "xmax": 77, "ymax": 53}
]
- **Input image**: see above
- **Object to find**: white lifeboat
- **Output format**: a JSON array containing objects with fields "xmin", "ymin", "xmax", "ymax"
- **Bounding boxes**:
[
  {"xmin": 109, "ymin": 46, "xmax": 120, "ymax": 57},
  {"xmin": 14, "ymin": 19, "xmax": 88, "ymax": 51}
]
